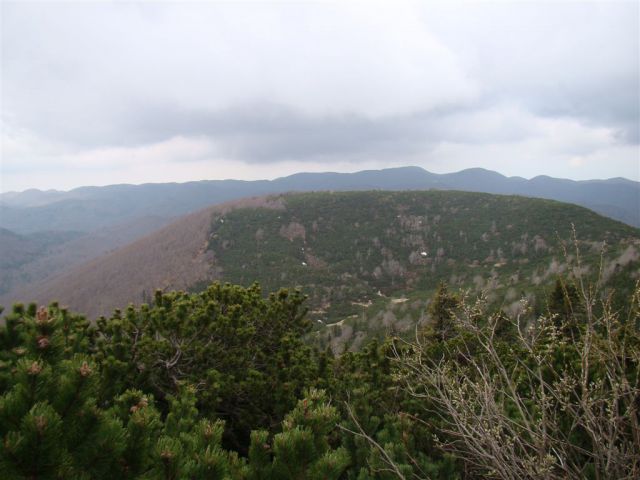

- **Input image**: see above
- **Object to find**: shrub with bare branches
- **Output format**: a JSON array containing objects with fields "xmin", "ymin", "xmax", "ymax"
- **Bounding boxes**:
[{"xmin": 390, "ymin": 257, "xmax": 640, "ymax": 479}]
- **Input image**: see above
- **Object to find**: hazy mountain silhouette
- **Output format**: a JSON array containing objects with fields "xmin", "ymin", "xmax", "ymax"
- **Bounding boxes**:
[{"xmin": 2, "ymin": 167, "xmax": 637, "ymax": 235}]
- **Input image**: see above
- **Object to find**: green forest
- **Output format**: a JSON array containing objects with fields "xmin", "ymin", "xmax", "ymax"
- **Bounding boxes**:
[
  {"xmin": 1, "ymin": 271, "xmax": 639, "ymax": 478},
  {"xmin": 205, "ymin": 191, "xmax": 639, "ymax": 352}
]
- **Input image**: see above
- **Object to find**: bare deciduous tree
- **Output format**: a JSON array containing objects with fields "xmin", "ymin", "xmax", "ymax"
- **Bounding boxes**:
[{"xmin": 377, "ymin": 234, "xmax": 640, "ymax": 479}]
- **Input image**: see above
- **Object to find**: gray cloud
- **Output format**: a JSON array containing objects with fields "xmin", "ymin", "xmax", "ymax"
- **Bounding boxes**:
[
  {"xmin": 422, "ymin": 2, "xmax": 639, "ymax": 143},
  {"xmin": 112, "ymin": 100, "xmax": 544, "ymax": 164},
  {"xmin": 1, "ymin": 1, "xmax": 638, "ymax": 191},
  {"xmin": 115, "ymin": 103, "xmax": 426, "ymax": 161}
]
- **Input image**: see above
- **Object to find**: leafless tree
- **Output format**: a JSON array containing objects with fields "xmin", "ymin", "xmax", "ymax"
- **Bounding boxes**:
[{"xmin": 383, "ymin": 234, "xmax": 640, "ymax": 479}]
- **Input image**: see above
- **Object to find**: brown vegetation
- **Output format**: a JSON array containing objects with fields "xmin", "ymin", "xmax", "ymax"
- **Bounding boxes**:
[{"xmin": 4, "ymin": 196, "xmax": 284, "ymax": 319}]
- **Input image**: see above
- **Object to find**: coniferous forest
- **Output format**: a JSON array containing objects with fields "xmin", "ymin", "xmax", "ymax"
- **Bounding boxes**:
[{"xmin": 1, "ymin": 271, "xmax": 638, "ymax": 479}]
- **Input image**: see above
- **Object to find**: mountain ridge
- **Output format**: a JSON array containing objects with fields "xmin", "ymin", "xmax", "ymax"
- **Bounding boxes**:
[
  {"xmin": 3, "ymin": 165, "xmax": 636, "ymax": 199},
  {"xmin": 4, "ymin": 190, "xmax": 637, "ymax": 326},
  {"xmin": 2, "ymin": 166, "xmax": 638, "ymax": 231},
  {"xmin": 1, "ymin": 167, "xmax": 637, "ymax": 310}
]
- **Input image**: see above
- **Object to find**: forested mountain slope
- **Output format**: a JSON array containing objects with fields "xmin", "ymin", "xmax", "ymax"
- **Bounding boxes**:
[
  {"xmin": 5, "ymin": 191, "xmax": 638, "ymax": 334},
  {"xmin": 2, "ymin": 167, "xmax": 637, "ymax": 315},
  {"xmin": 204, "ymin": 191, "xmax": 639, "ymax": 350}
]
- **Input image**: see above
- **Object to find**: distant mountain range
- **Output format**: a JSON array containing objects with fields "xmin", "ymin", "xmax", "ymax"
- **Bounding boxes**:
[
  {"xmin": 2, "ymin": 167, "xmax": 638, "ymax": 234},
  {"xmin": 1, "ymin": 167, "xmax": 638, "ymax": 315}
]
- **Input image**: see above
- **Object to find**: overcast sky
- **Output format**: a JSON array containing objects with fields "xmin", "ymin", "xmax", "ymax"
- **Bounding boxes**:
[{"xmin": 1, "ymin": 1, "xmax": 638, "ymax": 192}]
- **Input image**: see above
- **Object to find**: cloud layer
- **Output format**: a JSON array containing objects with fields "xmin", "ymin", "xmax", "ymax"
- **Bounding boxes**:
[{"xmin": 1, "ymin": 1, "xmax": 638, "ymax": 191}]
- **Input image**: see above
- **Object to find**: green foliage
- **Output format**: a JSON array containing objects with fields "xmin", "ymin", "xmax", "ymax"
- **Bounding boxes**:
[
  {"xmin": 248, "ymin": 389, "xmax": 349, "ymax": 479},
  {"xmin": 95, "ymin": 282, "xmax": 319, "ymax": 452},
  {"xmin": 424, "ymin": 282, "xmax": 460, "ymax": 341},
  {"xmin": 328, "ymin": 338, "xmax": 459, "ymax": 479},
  {"xmin": 1, "ymin": 270, "xmax": 638, "ymax": 479},
  {"xmin": 0, "ymin": 306, "xmax": 130, "ymax": 479},
  {"xmin": 547, "ymin": 277, "xmax": 582, "ymax": 335},
  {"xmin": 0, "ymin": 299, "xmax": 348, "ymax": 479},
  {"xmin": 204, "ymin": 191, "xmax": 639, "ymax": 350}
]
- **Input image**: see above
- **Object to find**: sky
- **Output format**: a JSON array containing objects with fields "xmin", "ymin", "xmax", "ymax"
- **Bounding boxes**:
[{"xmin": 1, "ymin": 0, "xmax": 639, "ymax": 193}]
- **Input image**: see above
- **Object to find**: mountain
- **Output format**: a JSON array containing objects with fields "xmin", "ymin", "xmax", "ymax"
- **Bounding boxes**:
[
  {"xmin": 0, "ymin": 196, "xmax": 280, "ymax": 317},
  {"xmin": 5, "ymin": 191, "xmax": 638, "ymax": 350},
  {"xmin": 1, "ymin": 167, "xmax": 638, "ymax": 313},
  {"xmin": 0, "ymin": 227, "xmax": 82, "ymax": 296},
  {"xmin": 0, "ymin": 216, "xmax": 170, "ymax": 298},
  {"xmin": 0, "ymin": 180, "xmax": 271, "ymax": 234},
  {"xmin": 2, "ymin": 167, "xmax": 638, "ymax": 234},
  {"xmin": 0, "ymin": 188, "xmax": 67, "ymax": 207}
]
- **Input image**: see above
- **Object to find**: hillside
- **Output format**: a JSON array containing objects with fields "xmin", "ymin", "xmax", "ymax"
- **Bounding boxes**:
[
  {"xmin": 1, "ymin": 197, "xmax": 284, "ymax": 317},
  {"xmin": 0, "ymin": 227, "xmax": 81, "ymax": 295},
  {"xmin": 2, "ymin": 167, "xmax": 637, "ymax": 312},
  {"xmin": 204, "ymin": 191, "xmax": 639, "ymax": 350},
  {"xmin": 0, "ymin": 216, "xmax": 171, "ymax": 298},
  {"xmin": 5, "ymin": 191, "xmax": 638, "ymax": 339}
]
